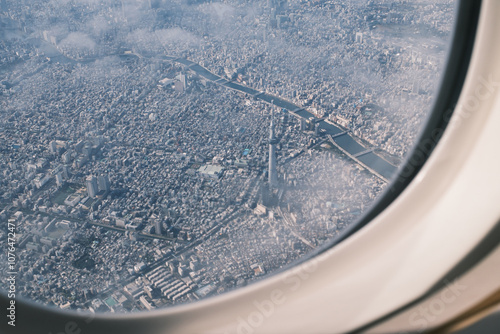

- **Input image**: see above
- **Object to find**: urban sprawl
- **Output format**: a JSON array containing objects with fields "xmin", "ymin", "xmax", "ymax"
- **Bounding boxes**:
[{"xmin": 0, "ymin": 0, "xmax": 453, "ymax": 313}]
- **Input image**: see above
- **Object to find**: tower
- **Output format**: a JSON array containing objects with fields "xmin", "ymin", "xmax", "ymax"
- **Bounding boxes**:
[
  {"xmin": 86, "ymin": 176, "xmax": 98, "ymax": 198},
  {"xmin": 268, "ymin": 107, "xmax": 279, "ymax": 188}
]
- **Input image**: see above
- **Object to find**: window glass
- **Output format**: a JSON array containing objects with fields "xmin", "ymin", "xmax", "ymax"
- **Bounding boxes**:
[{"xmin": 0, "ymin": 0, "xmax": 454, "ymax": 312}]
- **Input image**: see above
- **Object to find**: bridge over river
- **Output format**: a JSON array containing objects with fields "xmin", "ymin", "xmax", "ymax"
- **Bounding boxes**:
[{"xmin": 163, "ymin": 55, "xmax": 398, "ymax": 181}]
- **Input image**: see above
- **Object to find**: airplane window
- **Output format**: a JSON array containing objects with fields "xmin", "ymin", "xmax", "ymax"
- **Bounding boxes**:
[{"xmin": 0, "ymin": 0, "xmax": 456, "ymax": 314}]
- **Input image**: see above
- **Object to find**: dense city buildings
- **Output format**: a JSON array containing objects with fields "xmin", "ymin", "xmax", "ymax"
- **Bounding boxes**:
[{"xmin": 0, "ymin": 0, "xmax": 453, "ymax": 313}]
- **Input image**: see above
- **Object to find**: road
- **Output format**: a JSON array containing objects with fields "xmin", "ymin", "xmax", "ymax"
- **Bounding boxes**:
[{"xmin": 275, "ymin": 206, "xmax": 315, "ymax": 249}]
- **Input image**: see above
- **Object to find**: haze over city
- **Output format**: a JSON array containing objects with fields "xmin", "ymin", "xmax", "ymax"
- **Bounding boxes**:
[{"xmin": 0, "ymin": 0, "xmax": 454, "ymax": 313}]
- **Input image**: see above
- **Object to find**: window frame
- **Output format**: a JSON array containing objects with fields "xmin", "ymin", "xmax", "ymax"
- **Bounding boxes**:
[{"xmin": 2, "ymin": 1, "xmax": 494, "ymax": 334}]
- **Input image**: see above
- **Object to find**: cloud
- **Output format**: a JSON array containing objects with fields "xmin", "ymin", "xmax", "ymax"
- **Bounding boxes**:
[
  {"xmin": 127, "ymin": 28, "xmax": 157, "ymax": 45},
  {"xmin": 59, "ymin": 32, "xmax": 96, "ymax": 50},
  {"xmin": 87, "ymin": 15, "xmax": 112, "ymax": 36},
  {"xmin": 49, "ymin": 0, "xmax": 100, "ymax": 6},
  {"xmin": 200, "ymin": 2, "xmax": 236, "ymax": 22},
  {"xmin": 155, "ymin": 27, "xmax": 201, "ymax": 48}
]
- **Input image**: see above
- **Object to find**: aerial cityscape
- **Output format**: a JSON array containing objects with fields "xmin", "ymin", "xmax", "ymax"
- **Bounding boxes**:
[{"xmin": 1, "ymin": 0, "xmax": 454, "ymax": 313}]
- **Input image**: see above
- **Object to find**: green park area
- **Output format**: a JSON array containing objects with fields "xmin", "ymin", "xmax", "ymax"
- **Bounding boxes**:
[{"xmin": 52, "ymin": 183, "xmax": 81, "ymax": 205}]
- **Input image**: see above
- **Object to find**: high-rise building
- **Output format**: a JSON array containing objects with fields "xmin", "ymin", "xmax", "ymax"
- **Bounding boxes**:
[
  {"xmin": 62, "ymin": 151, "xmax": 72, "ymax": 164},
  {"xmin": 86, "ymin": 176, "xmax": 98, "ymax": 198},
  {"xmin": 355, "ymin": 32, "xmax": 363, "ymax": 44},
  {"xmin": 269, "ymin": 108, "xmax": 279, "ymax": 188},
  {"xmin": 49, "ymin": 141, "xmax": 57, "ymax": 154},
  {"xmin": 300, "ymin": 118, "xmax": 307, "ymax": 131},
  {"xmin": 154, "ymin": 220, "xmax": 162, "ymax": 235},
  {"xmin": 62, "ymin": 165, "xmax": 70, "ymax": 179},
  {"xmin": 179, "ymin": 73, "xmax": 186, "ymax": 88},
  {"xmin": 175, "ymin": 73, "xmax": 186, "ymax": 93},
  {"xmin": 55, "ymin": 173, "xmax": 63, "ymax": 187}
]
